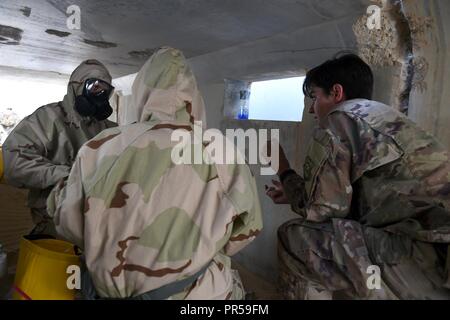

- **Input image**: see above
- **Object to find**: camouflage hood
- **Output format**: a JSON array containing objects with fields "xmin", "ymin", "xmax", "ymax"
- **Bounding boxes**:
[
  {"xmin": 62, "ymin": 59, "xmax": 112, "ymax": 124},
  {"xmin": 131, "ymin": 47, "xmax": 207, "ymax": 128},
  {"xmin": 46, "ymin": 49, "xmax": 263, "ymax": 298}
]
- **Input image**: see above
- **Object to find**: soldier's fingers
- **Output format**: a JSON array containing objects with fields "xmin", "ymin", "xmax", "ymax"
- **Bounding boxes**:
[
  {"xmin": 272, "ymin": 179, "xmax": 282, "ymax": 187},
  {"xmin": 274, "ymin": 195, "xmax": 286, "ymax": 204},
  {"xmin": 267, "ymin": 189, "xmax": 283, "ymax": 199}
]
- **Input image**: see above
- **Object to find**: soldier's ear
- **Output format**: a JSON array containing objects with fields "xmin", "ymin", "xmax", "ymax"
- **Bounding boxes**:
[{"xmin": 331, "ymin": 84, "xmax": 346, "ymax": 103}]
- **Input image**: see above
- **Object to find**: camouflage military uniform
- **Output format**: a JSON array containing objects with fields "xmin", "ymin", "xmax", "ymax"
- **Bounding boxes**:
[
  {"xmin": 279, "ymin": 99, "xmax": 450, "ymax": 299},
  {"xmin": 47, "ymin": 47, "xmax": 263, "ymax": 299},
  {"xmin": 2, "ymin": 60, "xmax": 116, "ymax": 236}
]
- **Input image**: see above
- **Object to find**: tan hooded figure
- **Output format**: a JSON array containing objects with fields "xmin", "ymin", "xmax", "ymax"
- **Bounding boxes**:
[
  {"xmin": 47, "ymin": 47, "xmax": 263, "ymax": 300},
  {"xmin": 2, "ymin": 60, "xmax": 117, "ymax": 236}
]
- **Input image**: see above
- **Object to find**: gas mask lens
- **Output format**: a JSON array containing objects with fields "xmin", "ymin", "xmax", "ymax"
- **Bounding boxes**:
[{"xmin": 84, "ymin": 79, "xmax": 114, "ymax": 98}]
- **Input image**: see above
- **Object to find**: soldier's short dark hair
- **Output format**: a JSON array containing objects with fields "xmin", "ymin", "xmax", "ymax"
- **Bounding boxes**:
[{"xmin": 303, "ymin": 53, "xmax": 374, "ymax": 100}]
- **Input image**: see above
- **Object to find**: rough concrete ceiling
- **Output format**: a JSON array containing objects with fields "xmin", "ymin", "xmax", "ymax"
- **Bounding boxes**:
[{"xmin": 0, "ymin": 0, "xmax": 369, "ymax": 77}]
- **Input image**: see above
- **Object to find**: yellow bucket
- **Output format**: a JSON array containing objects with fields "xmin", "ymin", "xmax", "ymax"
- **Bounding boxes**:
[{"xmin": 12, "ymin": 236, "xmax": 81, "ymax": 300}]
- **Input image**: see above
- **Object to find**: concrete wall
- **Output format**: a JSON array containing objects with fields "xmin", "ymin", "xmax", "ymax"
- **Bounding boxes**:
[
  {"xmin": 403, "ymin": 0, "xmax": 450, "ymax": 150},
  {"xmin": 353, "ymin": 0, "xmax": 450, "ymax": 150}
]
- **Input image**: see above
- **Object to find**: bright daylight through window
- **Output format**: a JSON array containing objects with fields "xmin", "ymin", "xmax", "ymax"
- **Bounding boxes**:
[{"xmin": 247, "ymin": 76, "xmax": 305, "ymax": 122}]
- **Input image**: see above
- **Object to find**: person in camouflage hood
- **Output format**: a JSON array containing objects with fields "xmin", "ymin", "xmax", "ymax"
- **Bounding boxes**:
[
  {"xmin": 266, "ymin": 54, "xmax": 450, "ymax": 299},
  {"xmin": 2, "ymin": 60, "xmax": 116, "ymax": 236},
  {"xmin": 47, "ymin": 47, "xmax": 263, "ymax": 299}
]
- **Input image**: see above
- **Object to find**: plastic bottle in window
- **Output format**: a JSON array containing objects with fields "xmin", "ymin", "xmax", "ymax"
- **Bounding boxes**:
[{"xmin": 237, "ymin": 90, "xmax": 250, "ymax": 120}]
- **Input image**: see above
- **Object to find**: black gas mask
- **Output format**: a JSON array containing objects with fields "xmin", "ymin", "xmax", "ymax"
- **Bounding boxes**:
[{"xmin": 74, "ymin": 78, "xmax": 114, "ymax": 121}]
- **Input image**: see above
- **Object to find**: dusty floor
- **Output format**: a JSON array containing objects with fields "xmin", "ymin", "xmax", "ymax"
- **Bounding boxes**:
[
  {"xmin": 0, "ymin": 184, "xmax": 30, "ymax": 299},
  {"xmin": 0, "ymin": 250, "xmax": 18, "ymax": 299},
  {"xmin": 232, "ymin": 261, "xmax": 283, "ymax": 300},
  {"xmin": 0, "ymin": 185, "xmax": 32, "ymax": 252}
]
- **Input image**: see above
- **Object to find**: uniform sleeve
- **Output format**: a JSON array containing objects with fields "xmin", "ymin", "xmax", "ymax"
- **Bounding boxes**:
[
  {"xmin": 303, "ymin": 139, "xmax": 353, "ymax": 222},
  {"xmin": 47, "ymin": 151, "xmax": 86, "ymax": 248},
  {"xmin": 282, "ymin": 172, "xmax": 308, "ymax": 216},
  {"xmin": 221, "ymin": 163, "xmax": 263, "ymax": 256},
  {"xmin": 282, "ymin": 112, "xmax": 356, "ymax": 222},
  {"xmin": 2, "ymin": 113, "xmax": 70, "ymax": 189}
]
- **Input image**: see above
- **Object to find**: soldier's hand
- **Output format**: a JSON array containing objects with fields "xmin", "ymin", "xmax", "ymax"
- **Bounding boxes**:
[{"xmin": 265, "ymin": 179, "xmax": 289, "ymax": 204}]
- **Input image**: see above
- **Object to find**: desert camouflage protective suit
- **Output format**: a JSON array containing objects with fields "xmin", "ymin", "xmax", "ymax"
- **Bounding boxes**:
[
  {"xmin": 2, "ymin": 60, "xmax": 116, "ymax": 236},
  {"xmin": 47, "ymin": 47, "xmax": 263, "ymax": 299},
  {"xmin": 279, "ymin": 99, "xmax": 450, "ymax": 299}
]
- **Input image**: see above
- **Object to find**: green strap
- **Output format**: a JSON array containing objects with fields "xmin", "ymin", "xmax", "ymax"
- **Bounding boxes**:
[
  {"xmin": 130, "ymin": 264, "xmax": 209, "ymax": 300},
  {"xmin": 81, "ymin": 259, "xmax": 209, "ymax": 300}
]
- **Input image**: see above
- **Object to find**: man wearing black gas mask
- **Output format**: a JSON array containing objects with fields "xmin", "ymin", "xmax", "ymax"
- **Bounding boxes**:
[
  {"xmin": 2, "ymin": 59, "xmax": 117, "ymax": 236},
  {"xmin": 75, "ymin": 78, "xmax": 115, "ymax": 121}
]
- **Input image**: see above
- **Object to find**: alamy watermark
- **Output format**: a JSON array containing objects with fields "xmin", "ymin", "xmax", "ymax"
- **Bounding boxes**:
[
  {"xmin": 366, "ymin": 0, "xmax": 391, "ymax": 31},
  {"xmin": 66, "ymin": 5, "xmax": 81, "ymax": 30},
  {"xmin": 170, "ymin": 121, "xmax": 280, "ymax": 176},
  {"xmin": 367, "ymin": 4, "xmax": 382, "ymax": 30},
  {"xmin": 66, "ymin": 265, "xmax": 81, "ymax": 290},
  {"xmin": 366, "ymin": 265, "xmax": 381, "ymax": 290}
]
